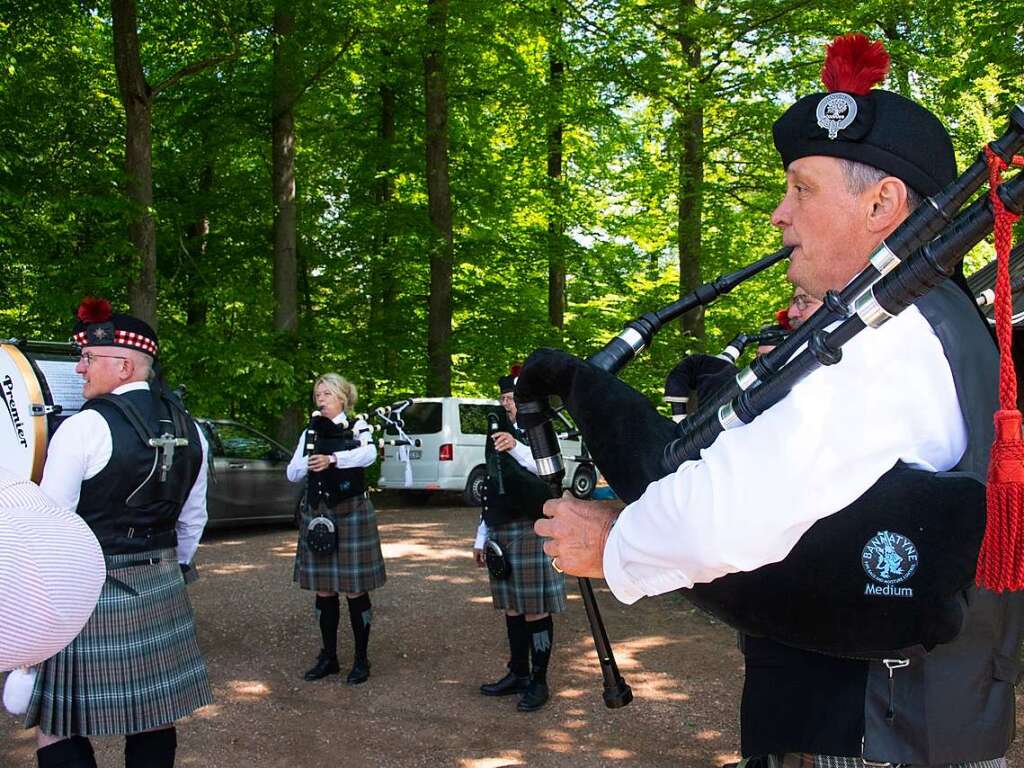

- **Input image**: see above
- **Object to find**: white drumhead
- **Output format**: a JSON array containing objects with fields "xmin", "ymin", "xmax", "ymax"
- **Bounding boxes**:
[{"xmin": 0, "ymin": 343, "xmax": 48, "ymax": 482}]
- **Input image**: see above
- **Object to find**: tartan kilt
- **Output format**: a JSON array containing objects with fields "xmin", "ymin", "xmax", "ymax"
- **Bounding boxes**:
[
  {"xmin": 24, "ymin": 548, "xmax": 212, "ymax": 737},
  {"xmin": 293, "ymin": 494, "xmax": 387, "ymax": 593},
  {"xmin": 487, "ymin": 520, "xmax": 566, "ymax": 614}
]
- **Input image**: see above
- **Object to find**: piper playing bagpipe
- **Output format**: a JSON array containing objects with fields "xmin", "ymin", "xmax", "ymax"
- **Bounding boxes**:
[
  {"xmin": 286, "ymin": 373, "xmax": 385, "ymax": 686},
  {"xmin": 520, "ymin": 35, "xmax": 1024, "ymax": 767},
  {"xmin": 472, "ymin": 369, "xmax": 566, "ymax": 712}
]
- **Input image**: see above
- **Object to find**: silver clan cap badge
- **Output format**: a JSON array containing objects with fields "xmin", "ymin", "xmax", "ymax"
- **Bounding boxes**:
[{"xmin": 815, "ymin": 92, "xmax": 857, "ymax": 139}]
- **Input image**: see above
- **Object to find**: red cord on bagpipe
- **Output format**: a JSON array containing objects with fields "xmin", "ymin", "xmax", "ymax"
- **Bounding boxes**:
[{"xmin": 977, "ymin": 147, "xmax": 1024, "ymax": 592}]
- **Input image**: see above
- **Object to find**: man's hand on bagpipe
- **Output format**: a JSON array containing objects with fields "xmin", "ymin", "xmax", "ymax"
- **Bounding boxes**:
[{"xmin": 535, "ymin": 494, "xmax": 621, "ymax": 579}]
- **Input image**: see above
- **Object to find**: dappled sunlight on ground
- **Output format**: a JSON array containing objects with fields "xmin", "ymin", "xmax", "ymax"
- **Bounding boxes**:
[
  {"xmin": 205, "ymin": 563, "xmax": 265, "ymax": 576},
  {"xmin": 599, "ymin": 747, "xmax": 635, "ymax": 759},
  {"xmin": 458, "ymin": 755, "xmax": 525, "ymax": 768},
  {"xmin": 222, "ymin": 680, "xmax": 272, "ymax": 701}
]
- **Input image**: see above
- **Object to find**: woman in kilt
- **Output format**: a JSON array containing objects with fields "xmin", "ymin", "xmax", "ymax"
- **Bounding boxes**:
[
  {"xmin": 25, "ymin": 299, "xmax": 211, "ymax": 768},
  {"xmin": 472, "ymin": 371, "xmax": 565, "ymax": 712},
  {"xmin": 286, "ymin": 373, "xmax": 386, "ymax": 685}
]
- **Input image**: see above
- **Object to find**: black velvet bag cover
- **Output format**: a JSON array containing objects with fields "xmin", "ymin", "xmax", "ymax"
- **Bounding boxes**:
[
  {"xmin": 664, "ymin": 354, "xmax": 739, "ymax": 411},
  {"xmin": 515, "ymin": 348, "xmax": 986, "ymax": 657}
]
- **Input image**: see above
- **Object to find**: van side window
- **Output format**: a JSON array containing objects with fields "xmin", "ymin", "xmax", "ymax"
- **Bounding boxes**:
[
  {"xmin": 459, "ymin": 404, "xmax": 502, "ymax": 435},
  {"xmin": 386, "ymin": 402, "xmax": 442, "ymax": 435}
]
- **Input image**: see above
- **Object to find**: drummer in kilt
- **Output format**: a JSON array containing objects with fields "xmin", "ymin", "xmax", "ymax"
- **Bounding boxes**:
[
  {"xmin": 27, "ymin": 298, "xmax": 212, "ymax": 768},
  {"xmin": 473, "ymin": 369, "xmax": 566, "ymax": 712},
  {"xmin": 286, "ymin": 373, "xmax": 386, "ymax": 685}
]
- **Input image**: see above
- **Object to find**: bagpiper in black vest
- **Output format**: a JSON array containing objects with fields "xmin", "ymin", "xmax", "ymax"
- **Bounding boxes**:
[
  {"xmin": 481, "ymin": 415, "xmax": 550, "ymax": 528},
  {"xmin": 76, "ymin": 387, "xmax": 202, "ymax": 556},
  {"xmin": 306, "ymin": 415, "xmax": 367, "ymax": 508}
]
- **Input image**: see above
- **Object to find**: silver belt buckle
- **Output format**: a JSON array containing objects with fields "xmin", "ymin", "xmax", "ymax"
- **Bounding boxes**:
[{"xmin": 862, "ymin": 760, "xmax": 894, "ymax": 768}]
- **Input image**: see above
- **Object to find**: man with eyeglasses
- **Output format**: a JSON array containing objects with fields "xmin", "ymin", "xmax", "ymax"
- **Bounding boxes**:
[
  {"xmin": 23, "ymin": 298, "xmax": 212, "ymax": 768},
  {"xmin": 786, "ymin": 287, "xmax": 822, "ymax": 331}
]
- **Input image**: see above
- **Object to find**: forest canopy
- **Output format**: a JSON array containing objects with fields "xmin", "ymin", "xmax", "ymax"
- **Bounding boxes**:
[{"xmin": 1, "ymin": 0, "xmax": 1020, "ymax": 440}]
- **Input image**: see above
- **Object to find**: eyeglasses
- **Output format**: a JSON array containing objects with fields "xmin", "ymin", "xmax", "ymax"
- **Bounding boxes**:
[
  {"xmin": 79, "ymin": 352, "xmax": 129, "ymax": 367},
  {"xmin": 791, "ymin": 294, "xmax": 816, "ymax": 312}
]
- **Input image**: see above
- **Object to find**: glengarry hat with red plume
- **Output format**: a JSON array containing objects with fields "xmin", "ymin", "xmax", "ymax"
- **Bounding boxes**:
[
  {"xmin": 772, "ymin": 34, "xmax": 956, "ymax": 197},
  {"xmin": 498, "ymin": 364, "xmax": 522, "ymax": 394},
  {"xmin": 73, "ymin": 297, "xmax": 159, "ymax": 357}
]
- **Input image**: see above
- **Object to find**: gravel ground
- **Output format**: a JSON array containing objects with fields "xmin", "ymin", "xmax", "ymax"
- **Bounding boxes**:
[{"xmin": 3, "ymin": 493, "xmax": 1022, "ymax": 767}]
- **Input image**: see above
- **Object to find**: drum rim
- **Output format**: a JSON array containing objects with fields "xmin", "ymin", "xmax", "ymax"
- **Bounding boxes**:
[{"xmin": 1, "ymin": 342, "xmax": 48, "ymax": 483}]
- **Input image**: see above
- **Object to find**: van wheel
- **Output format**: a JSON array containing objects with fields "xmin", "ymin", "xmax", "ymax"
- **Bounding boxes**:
[
  {"xmin": 571, "ymin": 465, "xmax": 597, "ymax": 499},
  {"xmin": 464, "ymin": 466, "xmax": 487, "ymax": 507},
  {"xmin": 293, "ymin": 492, "xmax": 306, "ymax": 528}
]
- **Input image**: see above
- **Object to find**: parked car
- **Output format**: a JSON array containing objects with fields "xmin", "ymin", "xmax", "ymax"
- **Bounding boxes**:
[
  {"xmin": 197, "ymin": 419, "xmax": 304, "ymax": 527},
  {"xmin": 376, "ymin": 397, "xmax": 598, "ymax": 506}
]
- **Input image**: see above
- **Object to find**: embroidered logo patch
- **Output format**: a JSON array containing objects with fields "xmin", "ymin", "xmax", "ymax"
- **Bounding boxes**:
[
  {"xmin": 815, "ymin": 92, "xmax": 857, "ymax": 139},
  {"xmin": 862, "ymin": 530, "xmax": 918, "ymax": 597}
]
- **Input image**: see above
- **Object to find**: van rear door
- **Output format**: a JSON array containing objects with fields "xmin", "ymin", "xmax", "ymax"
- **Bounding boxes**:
[{"xmin": 385, "ymin": 400, "xmax": 443, "ymax": 484}]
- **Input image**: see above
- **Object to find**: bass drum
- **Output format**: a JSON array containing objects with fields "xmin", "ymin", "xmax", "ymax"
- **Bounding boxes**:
[{"xmin": 0, "ymin": 342, "xmax": 80, "ymax": 482}]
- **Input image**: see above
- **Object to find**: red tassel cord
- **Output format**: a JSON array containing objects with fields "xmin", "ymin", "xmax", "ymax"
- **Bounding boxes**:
[{"xmin": 976, "ymin": 147, "xmax": 1024, "ymax": 591}]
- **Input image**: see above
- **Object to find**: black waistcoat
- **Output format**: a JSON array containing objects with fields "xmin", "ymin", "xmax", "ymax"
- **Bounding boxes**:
[
  {"xmin": 306, "ymin": 416, "xmax": 366, "ymax": 508},
  {"xmin": 76, "ymin": 388, "xmax": 202, "ymax": 556},
  {"xmin": 481, "ymin": 421, "xmax": 550, "ymax": 527},
  {"xmin": 741, "ymin": 280, "xmax": 1024, "ymax": 764}
]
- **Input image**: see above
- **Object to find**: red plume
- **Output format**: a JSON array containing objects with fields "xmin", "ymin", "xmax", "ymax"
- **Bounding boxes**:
[
  {"xmin": 821, "ymin": 34, "xmax": 890, "ymax": 96},
  {"xmin": 76, "ymin": 296, "xmax": 112, "ymax": 324},
  {"xmin": 509, "ymin": 364, "xmax": 523, "ymax": 377},
  {"xmin": 775, "ymin": 308, "xmax": 793, "ymax": 331}
]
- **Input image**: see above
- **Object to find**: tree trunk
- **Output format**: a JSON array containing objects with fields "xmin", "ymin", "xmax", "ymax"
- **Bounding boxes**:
[
  {"xmin": 676, "ymin": 0, "xmax": 704, "ymax": 343},
  {"xmin": 546, "ymin": 10, "xmax": 566, "ymax": 334},
  {"xmin": 272, "ymin": 5, "xmax": 299, "ymax": 338},
  {"xmin": 369, "ymin": 70, "xmax": 400, "ymax": 385},
  {"xmin": 111, "ymin": 0, "xmax": 156, "ymax": 327},
  {"xmin": 272, "ymin": 4, "xmax": 302, "ymax": 442},
  {"xmin": 424, "ymin": 0, "xmax": 454, "ymax": 396}
]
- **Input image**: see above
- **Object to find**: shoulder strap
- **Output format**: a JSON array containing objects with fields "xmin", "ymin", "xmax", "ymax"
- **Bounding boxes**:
[{"xmin": 86, "ymin": 393, "xmax": 157, "ymax": 445}]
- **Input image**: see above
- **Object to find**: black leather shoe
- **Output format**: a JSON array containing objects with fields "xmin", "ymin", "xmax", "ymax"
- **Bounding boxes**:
[
  {"xmin": 346, "ymin": 657, "xmax": 371, "ymax": 685},
  {"xmin": 516, "ymin": 679, "xmax": 549, "ymax": 711},
  {"xmin": 303, "ymin": 651, "xmax": 340, "ymax": 681},
  {"xmin": 480, "ymin": 671, "xmax": 530, "ymax": 697}
]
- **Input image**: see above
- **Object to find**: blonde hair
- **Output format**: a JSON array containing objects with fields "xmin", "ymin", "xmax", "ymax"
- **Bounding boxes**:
[{"xmin": 313, "ymin": 373, "xmax": 357, "ymax": 412}]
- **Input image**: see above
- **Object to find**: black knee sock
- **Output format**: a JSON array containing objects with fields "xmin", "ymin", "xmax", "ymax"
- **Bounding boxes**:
[
  {"xmin": 124, "ymin": 728, "xmax": 177, "ymax": 768},
  {"xmin": 346, "ymin": 593, "xmax": 372, "ymax": 660},
  {"xmin": 36, "ymin": 737, "xmax": 97, "ymax": 768},
  {"xmin": 525, "ymin": 615, "xmax": 554, "ymax": 683},
  {"xmin": 506, "ymin": 614, "xmax": 530, "ymax": 677},
  {"xmin": 316, "ymin": 594, "xmax": 340, "ymax": 659}
]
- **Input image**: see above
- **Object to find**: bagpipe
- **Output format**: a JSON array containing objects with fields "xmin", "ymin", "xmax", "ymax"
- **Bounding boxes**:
[{"xmin": 513, "ymin": 103, "xmax": 1024, "ymax": 673}]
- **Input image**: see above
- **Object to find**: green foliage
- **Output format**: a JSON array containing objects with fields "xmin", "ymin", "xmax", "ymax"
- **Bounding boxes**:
[{"xmin": 2, "ymin": 0, "xmax": 1020, "ymax": 433}]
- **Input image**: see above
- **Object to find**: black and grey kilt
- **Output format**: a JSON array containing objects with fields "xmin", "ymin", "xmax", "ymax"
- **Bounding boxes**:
[
  {"xmin": 294, "ymin": 494, "xmax": 387, "ymax": 593},
  {"xmin": 487, "ymin": 520, "xmax": 566, "ymax": 614},
  {"xmin": 24, "ymin": 548, "xmax": 212, "ymax": 737},
  {"xmin": 765, "ymin": 756, "xmax": 1007, "ymax": 768}
]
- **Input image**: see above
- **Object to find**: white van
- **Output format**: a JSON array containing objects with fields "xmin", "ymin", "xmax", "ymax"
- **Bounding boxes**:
[{"xmin": 376, "ymin": 397, "xmax": 597, "ymax": 506}]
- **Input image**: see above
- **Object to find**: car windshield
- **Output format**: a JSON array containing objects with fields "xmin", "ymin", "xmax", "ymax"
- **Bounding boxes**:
[{"xmin": 386, "ymin": 402, "xmax": 442, "ymax": 435}]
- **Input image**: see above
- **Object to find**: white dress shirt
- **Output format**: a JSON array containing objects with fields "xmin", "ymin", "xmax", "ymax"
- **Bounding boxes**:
[
  {"xmin": 475, "ymin": 423, "xmax": 539, "ymax": 548},
  {"xmin": 39, "ymin": 382, "xmax": 210, "ymax": 565},
  {"xmin": 0, "ymin": 468, "xmax": 105, "ymax": 671},
  {"xmin": 603, "ymin": 305, "xmax": 967, "ymax": 605},
  {"xmin": 286, "ymin": 415, "xmax": 377, "ymax": 483}
]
